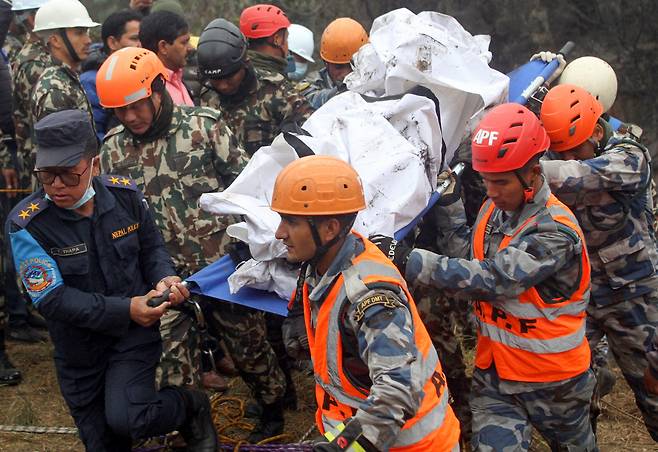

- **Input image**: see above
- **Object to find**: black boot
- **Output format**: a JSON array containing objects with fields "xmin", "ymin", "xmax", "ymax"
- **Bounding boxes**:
[
  {"xmin": 247, "ymin": 399, "xmax": 284, "ymax": 443},
  {"xmin": 0, "ymin": 330, "xmax": 21, "ymax": 387},
  {"xmin": 178, "ymin": 389, "xmax": 218, "ymax": 451}
]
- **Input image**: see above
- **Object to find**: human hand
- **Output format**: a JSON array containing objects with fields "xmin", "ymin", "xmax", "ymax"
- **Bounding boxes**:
[
  {"xmin": 155, "ymin": 276, "xmax": 189, "ymax": 306},
  {"xmin": 130, "ymin": 289, "xmax": 169, "ymax": 327}
]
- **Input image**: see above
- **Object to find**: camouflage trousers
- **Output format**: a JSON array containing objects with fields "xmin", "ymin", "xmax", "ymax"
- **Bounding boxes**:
[
  {"xmin": 412, "ymin": 285, "xmax": 472, "ymax": 442},
  {"xmin": 470, "ymin": 365, "xmax": 597, "ymax": 452},
  {"xmin": 207, "ymin": 301, "xmax": 285, "ymax": 404},
  {"xmin": 587, "ymin": 291, "xmax": 658, "ymax": 441},
  {"xmin": 156, "ymin": 308, "xmax": 202, "ymax": 388},
  {"xmin": 157, "ymin": 297, "xmax": 286, "ymax": 404}
]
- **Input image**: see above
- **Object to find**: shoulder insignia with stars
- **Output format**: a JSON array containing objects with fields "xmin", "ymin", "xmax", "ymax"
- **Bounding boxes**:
[
  {"xmin": 103, "ymin": 175, "xmax": 138, "ymax": 191},
  {"xmin": 12, "ymin": 196, "xmax": 49, "ymax": 228},
  {"xmin": 353, "ymin": 292, "xmax": 403, "ymax": 322}
]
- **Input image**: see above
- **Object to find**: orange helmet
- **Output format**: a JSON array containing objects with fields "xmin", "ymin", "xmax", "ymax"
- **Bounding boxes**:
[
  {"xmin": 320, "ymin": 18, "xmax": 368, "ymax": 64},
  {"xmin": 271, "ymin": 155, "xmax": 366, "ymax": 216},
  {"xmin": 240, "ymin": 4, "xmax": 290, "ymax": 39},
  {"xmin": 471, "ymin": 103, "xmax": 549, "ymax": 173},
  {"xmin": 540, "ymin": 84, "xmax": 603, "ymax": 152},
  {"xmin": 96, "ymin": 47, "xmax": 169, "ymax": 108}
]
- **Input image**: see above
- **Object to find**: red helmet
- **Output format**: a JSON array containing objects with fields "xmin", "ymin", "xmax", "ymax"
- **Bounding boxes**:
[
  {"xmin": 540, "ymin": 84, "xmax": 603, "ymax": 152},
  {"xmin": 239, "ymin": 4, "xmax": 290, "ymax": 39},
  {"xmin": 471, "ymin": 103, "xmax": 549, "ymax": 173}
]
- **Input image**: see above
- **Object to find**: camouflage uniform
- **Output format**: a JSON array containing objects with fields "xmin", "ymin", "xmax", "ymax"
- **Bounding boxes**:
[
  {"xmin": 541, "ymin": 127, "xmax": 658, "ymax": 440},
  {"xmin": 10, "ymin": 37, "xmax": 50, "ymax": 188},
  {"xmin": 304, "ymin": 232, "xmax": 459, "ymax": 450},
  {"xmin": 649, "ymin": 332, "xmax": 658, "ymax": 380},
  {"xmin": 406, "ymin": 180, "xmax": 596, "ymax": 451},
  {"xmin": 247, "ymin": 50, "xmax": 287, "ymax": 77},
  {"xmin": 199, "ymin": 65, "xmax": 314, "ymax": 157},
  {"xmin": 300, "ymin": 67, "xmax": 344, "ymax": 110},
  {"xmin": 31, "ymin": 57, "xmax": 92, "ymax": 123},
  {"xmin": 2, "ymin": 30, "xmax": 25, "ymax": 67},
  {"xmin": 101, "ymin": 101, "xmax": 286, "ymax": 403}
]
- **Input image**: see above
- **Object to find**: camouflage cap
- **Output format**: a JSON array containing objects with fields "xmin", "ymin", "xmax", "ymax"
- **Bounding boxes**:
[{"xmin": 34, "ymin": 109, "xmax": 98, "ymax": 168}]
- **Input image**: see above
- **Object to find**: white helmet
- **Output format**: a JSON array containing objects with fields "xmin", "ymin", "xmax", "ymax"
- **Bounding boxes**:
[
  {"xmin": 288, "ymin": 23, "xmax": 315, "ymax": 63},
  {"xmin": 33, "ymin": 0, "xmax": 99, "ymax": 32},
  {"xmin": 558, "ymin": 56, "xmax": 618, "ymax": 112},
  {"xmin": 11, "ymin": 0, "xmax": 50, "ymax": 11}
]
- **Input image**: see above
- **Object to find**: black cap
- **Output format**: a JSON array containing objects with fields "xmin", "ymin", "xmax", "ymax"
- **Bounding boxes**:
[{"xmin": 34, "ymin": 109, "xmax": 99, "ymax": 168}]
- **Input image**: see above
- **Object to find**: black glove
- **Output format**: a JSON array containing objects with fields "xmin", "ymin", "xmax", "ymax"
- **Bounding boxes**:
[
  {"xmin": 368, "ymin": 234, "xmax": 412, "ymax": 275},
  {"xmin": 282, "ymin": 301, "xmax": 310, "ymax": 360},
  {"xmin": 224, "ymin": 241, "xmax": 252, "ymax": 266},
  {"xmin": 313, "ymin": 419, "xmax": 378, "ymax": 452}
]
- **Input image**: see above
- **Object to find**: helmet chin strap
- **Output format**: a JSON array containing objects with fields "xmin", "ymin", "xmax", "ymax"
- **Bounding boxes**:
[
  {"xmin": 305, "ymin": 218, "xmax": 352, "ymax": 267},
  {"xmin": 514, "ymin": 170, "xmax": 536, "ymax": 204},
  {"xmin": 58, "ymin": 28, "xmax": 81, "ymax": 63}
]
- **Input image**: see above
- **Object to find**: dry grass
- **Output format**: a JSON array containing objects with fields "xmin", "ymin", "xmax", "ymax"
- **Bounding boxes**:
[{"xmin": 0, "ymin": 340, "xmax": 655, "ymax": 451}]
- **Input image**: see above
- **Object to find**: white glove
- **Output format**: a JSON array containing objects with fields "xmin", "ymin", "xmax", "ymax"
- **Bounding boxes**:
[{"xmin": 530, "ymin": 51, "xmax": 566, "ymax": 85}]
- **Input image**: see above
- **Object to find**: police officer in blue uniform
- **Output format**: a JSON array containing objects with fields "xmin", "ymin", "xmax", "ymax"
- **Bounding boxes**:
[{"xmin": 5, "ymin": 109, "xmax": 218, "ymax": 451}]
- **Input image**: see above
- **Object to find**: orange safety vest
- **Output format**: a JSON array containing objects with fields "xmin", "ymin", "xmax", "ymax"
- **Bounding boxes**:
[
  {"xmin": 471, "ymin": 195, "xmax": 591, "ymax": 382},
  {"xmin": 301, "ymin": 234, "xmax": 460, "ymax": 451}
]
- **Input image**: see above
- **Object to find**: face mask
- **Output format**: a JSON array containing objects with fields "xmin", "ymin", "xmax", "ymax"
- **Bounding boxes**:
[
  {"xmin": 288, "ymin": 61, "xmax": 308, "ymax": 81},
  {"xmin": 45, "ymin": 158, "xmax": 97, "ymax": 210},
  {"xmin": 285, "ymin": 53, "xmax": 296, "ymax": 73}
]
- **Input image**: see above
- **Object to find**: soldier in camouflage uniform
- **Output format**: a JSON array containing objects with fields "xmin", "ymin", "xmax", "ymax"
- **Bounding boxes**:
[
  {"xmin": 197, "ymin": 19, "xmax": 313, "ymax": 158},
  {"xmin": 30, "ymin": 0, "xmax": 98, "ymax": 124},
  {"xmin": 273, "ymin": 155, "xmax": 460, "ymax": 451},
  {"xmin": 239, "ymin": 4, "xmax": 292, "ymax": 79},
  {"xmin": 374, "ymin": 104, "xmax": 597, "ymax": 451},
  {"xmin": 301, "ymin": 18, "xmax": 368, "ymax": 110},
  {"xmin": 97, "ymin": 47, "xmax": 288, "ymax": 442},
  {"xmin": 540, "ymin": 84, "xmax": 658, "ymax": 440}
]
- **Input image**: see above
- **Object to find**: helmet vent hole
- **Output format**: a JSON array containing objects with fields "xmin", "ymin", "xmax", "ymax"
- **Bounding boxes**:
[
  {"xmin": 301, "ymin": 185, "xmax": 307, "ymax": 191},
  {"xmin": 130, "ymin": 64, "xmax": 137, "ymax": 70},
  {"xmin": 343, "ymin": 183, "xmax": 348, "ymax": 189},
  {"xmin": 568, "ymin": 125, "xmax": 577, "ymax": 136},
  {"xmin": 510, "ymin": 122, "xmax": 522, "ymax": 128},
  {"xmin": 303, "ymin": 203, "xmax": 308, "ymax": 208},
  {"xmin": 497, "ymin": 148, "xmax": 508, "ymax": 158},
  {"xmin": 570, "ymin": 100, "xmax": 579, "ymax": 108}
]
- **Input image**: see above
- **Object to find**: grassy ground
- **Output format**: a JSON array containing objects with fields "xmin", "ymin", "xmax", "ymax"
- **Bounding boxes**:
[{"xmin": 0, "ymin": 339, "xmax": 655, "ymax": 451}]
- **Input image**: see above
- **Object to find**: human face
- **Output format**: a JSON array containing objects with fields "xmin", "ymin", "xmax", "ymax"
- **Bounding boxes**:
[
  {"xmin": 40, "ymin": 158, "xmax": 95, "ymax": 209},
  {"xmin": 66, "ymin": 27, "xmax": 92, "ymax": 60},
  {"xmin": 161, "ymin": 32, "xmax": 192, "ymax": 71},
  {"xmin": 326, "ymin": 61, "xmax": 352, "ymax": 83},
  {"xmin": 480, "ymin": 170, "xmax": 527, "ymax": 212},
  {"xmin": 557, "ymin": 139, "xmax": 597, "ymax": 161},
  {"xmin": 275, "ymin": 215, "xmax": 316, "ymax": 263},
  {"xmin": 209, "ymin": 67, "xmax": 246, "ymax": 96},
  {"xmin": 129, "ymin": 0, "xmax": 152, "ymax": 12},
  {"xmin": 114, "ymin": 93, "xmax": 160, "ymax": 135},
  {"xmin": 108, "ymin": 20, "xmax": 141, "ymax": 52}
]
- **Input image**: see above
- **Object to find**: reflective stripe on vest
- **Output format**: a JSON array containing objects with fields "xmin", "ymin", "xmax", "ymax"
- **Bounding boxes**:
[
  {"xmin": 471, "ymin": 195, "xmax": 591, "ymax": 382},
  {"xmin": 303, "ymin": 233, "xmax": 459, "ymax": 451}
]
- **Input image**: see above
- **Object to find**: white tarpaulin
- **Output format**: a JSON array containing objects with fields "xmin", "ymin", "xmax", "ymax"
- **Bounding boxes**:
[
  {"xmin": 201, "ymin": 92, "xmax": 441, "ymax": 298},
  {"xmin": 345, "ymin": 8, "xmax": 509, "ymax": 166}
]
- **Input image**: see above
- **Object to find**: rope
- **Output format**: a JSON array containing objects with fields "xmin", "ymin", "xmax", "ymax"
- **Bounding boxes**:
[
  {"xmin": 0, "ymin": 424, "xmax": 78, "ymax": 434},
  {"xmin": 210, "ymin": 394, "xmax": 314, "ymax": 451},
  {"xmin": 600, "ymin": 399, "xmax": 647, "ymax": 433}
]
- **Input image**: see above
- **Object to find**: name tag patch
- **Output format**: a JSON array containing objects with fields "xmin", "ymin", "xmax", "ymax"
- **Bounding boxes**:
[
  {"xmin": 354, "ymin": 293, "xmax": 400, "ymax": 322},
  {"xmin": 51, "ymin": 243, "xmax": 87, "ymax": 257},
  {"xmin": 111, "ymin": 223, "xmax": 140, "ymax": 240}
]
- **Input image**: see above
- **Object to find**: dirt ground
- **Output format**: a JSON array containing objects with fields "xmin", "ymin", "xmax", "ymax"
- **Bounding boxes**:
[{"xmin": 0, "ymin": 340, "xmax": 656, "ymax": 451}]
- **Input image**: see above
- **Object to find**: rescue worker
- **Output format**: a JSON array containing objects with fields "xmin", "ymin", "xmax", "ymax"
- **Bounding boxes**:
[
  {"xmin": 286, "ymin": 23, "xmax": 314, "ymax": 81},
  {"xmin": 197, "ymin": 18, "xmax": 313, "ymax": 157},
  {"xmin": 139, "ymin": 10, "xmax": 194, "ymax": 106},
  {"xmin": 239, "ymin": 3, "xmax": 292, "ymax": 77},
  {"xmin": 97, "ymin": 47, "xmax": 288, "ymax": 441},
  {"xmin": 5, "ymin": 0, "xmax": 51, "ymax": 194},
  {"xmin": 30, "ymin": 0, "xmax": 97, "ymax": 122},
  {"xmin": 302, "ymin": 18, "xmax": 368, "ymax": 109},
  {"xmin": 540, "ymin": 84, "xmax": 658, "ymax": 440},
  {"xmin": 6, "ymin": 109, "xmax": 217, "ymax": 451},
  {"xmin": 272, "ymin": 155, "xmax": 460, "ymax": 451},
  {"xmin": 373, "ymin": 103, "xmax": 597, "ymax": 451}
]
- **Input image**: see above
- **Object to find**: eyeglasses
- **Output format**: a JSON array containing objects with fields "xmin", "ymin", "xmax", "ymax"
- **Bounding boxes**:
[{"xmin": 34, "ymin": 163, "xmax": 90, "ymax": 187}]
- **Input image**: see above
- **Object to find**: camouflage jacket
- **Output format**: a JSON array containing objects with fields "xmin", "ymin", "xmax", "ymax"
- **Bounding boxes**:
[
  {"xmin": 100, "ymin": 105, "xmax": 247, "ymax": 276},
  {"xmin": 3, "ymin": 32, "xmax": 25, "ymax": 67},
  {"xmin": 199, "ymin": 66, "xmax": 313, "ymax": 156},
  {"xmin": 541, "ymin": 131, "xmax": 658, "ymax": 304},
  {"xmin": 31, "ymin": 57, "xmax": 92, "ymax": 123},
  {"xmin": 305, "ymin": 233, "xmax": 433, "ymax": 449},
  {"xmin": 247, "ymin": 50, "xmax": 287, "ymax": 76},
  {"xmin": 301, "ymin": 67, "xmax": 344, "ymax": 110},
  {"xmin": 406, "ymin": 180, "xmax": 585, "ymax": 306},
  {"xmin": 11, "ymin": 37, "xmax": 50, "ymax": 177}
]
